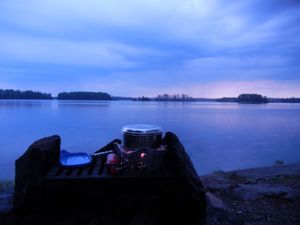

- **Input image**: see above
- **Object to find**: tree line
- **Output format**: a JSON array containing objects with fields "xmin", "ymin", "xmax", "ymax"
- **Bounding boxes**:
[
  {"xmin": 217, "ymin": 94, "xmax": 300, "ymax": 103},
  {"xmin": 57, "ymin": 92, "xmax": 111, "ymax": 100},
  {"xmin": 136, "ymin": 94, "xmax": 196, "ymax": 102},
  {"xmin": 0, "ymin": 89, "xmax": 112, "ymax": 100},
  {"xmin": 156, "ymin": 94, "xmax": 195, "ymax": 101},
  {"xmin": 1, "ymin": 89, "xmax": 300, "ymax": 102},
  {"xmin": 217, "ymin": 94, "xmax": 268, "ymax": 103},
  {"xmin": 0, "ymin": 89, "xmax": 52, "ymax": 99}
]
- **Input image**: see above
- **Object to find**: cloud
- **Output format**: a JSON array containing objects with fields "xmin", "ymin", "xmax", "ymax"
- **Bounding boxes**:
[
  {"xmin": 0, "ymin": 34, "xmax": 159, "ymax": 68},
  {"xmin": 0, "ymin": 0, "xmax": 300, "ymax": 96},
  {"xmin": 2, "ymin": 0, "xmax": 299, "ymax": 49},
  {"xmin": 179, "ymin": 55, "xmax": 299, "ymax": 81}
]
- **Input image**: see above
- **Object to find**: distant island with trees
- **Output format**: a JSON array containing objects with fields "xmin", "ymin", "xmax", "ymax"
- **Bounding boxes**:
[
  {"xmin": 217, "ymin": 94, "xmax": 268, "ymax": 103},
  {"xmin": 0, "ymin": 89, "xmax": 52, "ymax": 99},
  {"xmin": 135, "ymin": 94, "xmax": 196, "ymax": 102},
  {"xmin": 57, "ymin": 92, "xmax": 111, "ymax": 100},
  {"xmin": 0, "ymin": 89, "xmax": 300, "ymax": 103}
]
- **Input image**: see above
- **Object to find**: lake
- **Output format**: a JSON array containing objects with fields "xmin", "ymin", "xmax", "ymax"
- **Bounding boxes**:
[{"xmin": 1, "ymin": 100, "xmax": 300, "ymax": 179}]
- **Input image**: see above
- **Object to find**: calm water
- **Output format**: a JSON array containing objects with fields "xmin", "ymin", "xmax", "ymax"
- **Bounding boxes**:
[{"xmin": 1, "ymin": 100, "xmax": 300, "ymax": 179}]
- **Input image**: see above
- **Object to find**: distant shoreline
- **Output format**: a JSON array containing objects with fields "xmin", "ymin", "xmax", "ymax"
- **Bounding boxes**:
[
  {"xmin": 1, "ymin": 89, "xmax": 300, "ymax": 103},
  {"xmin": 1, "ymin": 98, "xmax": 300, "ymax": 103}
]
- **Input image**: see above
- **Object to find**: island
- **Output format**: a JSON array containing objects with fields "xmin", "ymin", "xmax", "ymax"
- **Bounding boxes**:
[
  {"xmin": 0, "ymin": 89, "xmax": 52, "ymax": 99},
  {"xmin": 57, "ymin": 91, "xmax": 111, "ymax": 100},
  {"xmin": 135, "ymin": 94, "xmax": 197, "ymax": 102},
  {"xmin": 217, "ymin": 93, "xmax": 269, "ymax": 104},
  {"xmin": 237, "ymin": 93, "xmax": 268, "ymax": 103}
]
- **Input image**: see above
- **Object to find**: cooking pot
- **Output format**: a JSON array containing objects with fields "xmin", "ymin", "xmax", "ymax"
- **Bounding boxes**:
[{"xmin": 122, "ymin": 124, "xmax": 163, "ymax": 149}]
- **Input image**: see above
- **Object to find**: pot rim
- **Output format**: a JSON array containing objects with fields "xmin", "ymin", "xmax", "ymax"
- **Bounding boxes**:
[{"xmin": 122, "ymin": 124, "xmax": 163, "ymax": 135}]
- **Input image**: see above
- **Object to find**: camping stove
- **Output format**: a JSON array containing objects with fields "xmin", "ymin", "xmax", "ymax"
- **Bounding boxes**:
[
  {"xmin": 115, "ymin": 143, "xmax": 166, "ymax": 173},
  {"xmin": 114, "ymin": 124, "xmax": 166, "ymax": 173}
]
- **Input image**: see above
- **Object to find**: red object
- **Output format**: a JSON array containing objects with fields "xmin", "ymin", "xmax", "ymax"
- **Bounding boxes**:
[
  {"xmin": 106, "ymin": 153, "xmax": 120, "ymax": 174},
  {"xmin": 106, "ymin": 153, "xmax": 120, "ymax": 164}
]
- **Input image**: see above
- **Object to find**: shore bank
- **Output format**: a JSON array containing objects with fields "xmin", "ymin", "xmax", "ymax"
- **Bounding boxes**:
[{"xmin": 203, "ymin": 162, "xmax": 300, "ymax": 225}]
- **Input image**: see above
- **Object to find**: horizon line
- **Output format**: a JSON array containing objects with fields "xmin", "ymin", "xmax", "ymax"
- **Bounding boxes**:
[{"xmin": 1, "ymin": 88, "xmax": 300, "ymax": 99}]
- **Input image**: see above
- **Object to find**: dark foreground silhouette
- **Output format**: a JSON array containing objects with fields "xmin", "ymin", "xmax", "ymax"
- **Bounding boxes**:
[{"xmin": 0, "ymin": 133, "xmax": 206, "ymax": 225}]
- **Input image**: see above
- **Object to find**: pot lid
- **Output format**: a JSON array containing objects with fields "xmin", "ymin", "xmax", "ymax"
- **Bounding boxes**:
[{"xmin": 122, "ymin": 124, "xmax": 163, "ymax": 134}]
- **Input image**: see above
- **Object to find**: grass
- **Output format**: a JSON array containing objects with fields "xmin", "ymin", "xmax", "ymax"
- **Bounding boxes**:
[
  {"xmin": 275, "ymin": 160, "xmax": 284, "ymax": 166},
  {"xmin": 0, "ymin": 180, "xmax": 14, "ymax": 193},
  {"xmin": 213, "ymin": 169, "xmax": 247, "ymax": 182},
  {"xmin": 213, "ymin": 169, "xmax": 226, "ymax": 176}
]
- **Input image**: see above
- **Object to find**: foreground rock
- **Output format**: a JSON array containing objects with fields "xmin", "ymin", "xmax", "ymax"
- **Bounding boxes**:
[
  {"xmin": 14, "ymin": 135, "xmax": 61, "ymax": 211},
  {"xmin": 161, "ymin": 132, "xmax": 206, "ymax": 225},
  {"xmin": 202, "ymin": 163, "xmax": 300, "ymax": 225}
]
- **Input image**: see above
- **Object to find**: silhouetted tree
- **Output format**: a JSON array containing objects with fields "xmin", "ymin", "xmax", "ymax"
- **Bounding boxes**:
[{"xmin": 155, "ymin": 93, "xmax": 195, "ymax": 101}]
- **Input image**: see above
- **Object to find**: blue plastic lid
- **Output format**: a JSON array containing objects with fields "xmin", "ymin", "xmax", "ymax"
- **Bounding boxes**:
[{"xmin": 59, "ymin": 150, "xmax": 92, "ymax": 167}]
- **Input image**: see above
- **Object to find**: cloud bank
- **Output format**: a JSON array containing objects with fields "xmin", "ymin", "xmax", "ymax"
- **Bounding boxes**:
[{"xmin": 0, "ymin": 0, "xmax": 299, "ymax": 97}]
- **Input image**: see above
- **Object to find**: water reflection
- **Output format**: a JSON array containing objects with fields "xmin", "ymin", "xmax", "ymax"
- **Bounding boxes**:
[
  {"xmin": 57, "ymin": 100, "xmax": 111, "ymax": 108},
  {"xmin": 0, "ymin": 100, "xmax": 52, "ymax": 108}
]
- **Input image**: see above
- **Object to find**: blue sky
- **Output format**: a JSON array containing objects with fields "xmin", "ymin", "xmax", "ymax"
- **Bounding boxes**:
[{"xmin": 0, "ymin": 0, "xmax": 300, "ymax": 97}]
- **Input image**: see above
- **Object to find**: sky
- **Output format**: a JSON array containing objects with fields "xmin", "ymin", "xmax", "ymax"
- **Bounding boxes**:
[{"xmin": 0, "ymin": 0, "xmax": 300, "ymax": 98}]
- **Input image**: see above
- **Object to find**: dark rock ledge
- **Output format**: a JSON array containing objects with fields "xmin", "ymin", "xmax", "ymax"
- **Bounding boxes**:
[{"xmin": 203, "ymin": 163, "xmax": 300, "ymax": 225}]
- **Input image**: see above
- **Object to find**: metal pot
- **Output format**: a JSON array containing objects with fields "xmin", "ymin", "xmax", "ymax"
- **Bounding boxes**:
[{"xmin": 122, "ymin": 124, "xmax": 163, "ymax": 149}]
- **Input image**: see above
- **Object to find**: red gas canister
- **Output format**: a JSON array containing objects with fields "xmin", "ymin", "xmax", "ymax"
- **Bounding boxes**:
[{"xmin": 106, "ymin": 153, "xmax": 120, "ymax": 175}]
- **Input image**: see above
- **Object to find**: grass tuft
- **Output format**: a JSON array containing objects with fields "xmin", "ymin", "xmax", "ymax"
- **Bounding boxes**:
[
  {"xmin": 0, "ymin": 180, "xmax": 14, "ymax": 193},
  {"xmin": 213, "ymin": 169, "xmax": 246, "ymax": 182},
  {"xmin": 275, "ymin": 160, "xmax": 284, "ymax": 165}
]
